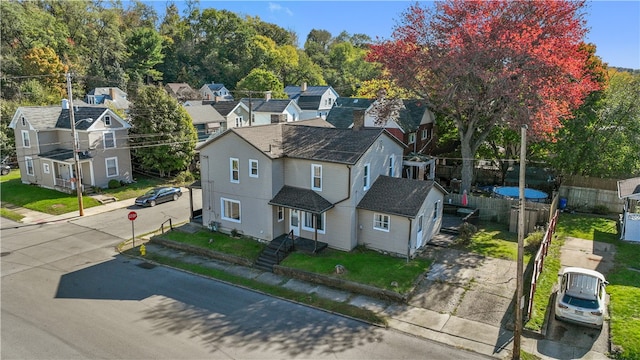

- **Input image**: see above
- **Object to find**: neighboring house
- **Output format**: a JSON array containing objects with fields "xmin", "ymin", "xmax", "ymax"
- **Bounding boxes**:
[
  {"xmin": 199, "ymin": 82, "xmax": 233, "ymax": 101},
  {"xmin": 165, "ymin": 83, "xmax": 201, "ymax": 102},
  {"xmin": 9, "ymin": 102, "xmax": 133, "ymax": 193},
  {"xmin": 85, "ymin": 87, "xmax": 130, "ymax": 110},
  {"xmin": 212, "ymin": 101, "xmax": 251, "ymax": 130},
  {"xmin": 183, "ymin": 104, "xmax": 226, "ymax": 143},
  {"xmin": 284, "ymin": 83, "xmax": 340, "ymax": 120},
  {"xmin": 327, "ymin": 98, "xmax": 437, "ymax": 180},
  {"xmin": 241, "ymin": 93, "xmax": 303, "ymax": 125},
  {"xmin": 617, "ymin": 177, "xmax": 640, "ymax": 242},
  {"xmin": 197, "ymin": 122, "xmax": 446, "ymax": 257}
]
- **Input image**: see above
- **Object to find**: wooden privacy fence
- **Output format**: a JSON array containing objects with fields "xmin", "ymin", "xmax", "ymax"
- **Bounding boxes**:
[
  {"xmin": 445, "ymin": 193, "xmax": 551, "ymax": 226},
  {"xmin": 526, "ymin": 210, "xmax": 559, "ymax": 319}
]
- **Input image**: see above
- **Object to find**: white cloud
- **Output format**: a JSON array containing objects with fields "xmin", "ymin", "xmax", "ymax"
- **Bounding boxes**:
[{"xmin": 268, "ymin": 2, "xmax": 293, "ymax": 16}]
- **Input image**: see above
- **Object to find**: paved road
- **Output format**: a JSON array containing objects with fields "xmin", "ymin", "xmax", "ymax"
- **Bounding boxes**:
[{"xmin": 1, "ymin": 219, "xmax": 488, "ymax": 360}]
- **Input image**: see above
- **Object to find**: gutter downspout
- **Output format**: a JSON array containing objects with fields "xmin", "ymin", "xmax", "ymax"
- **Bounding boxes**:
[
  {"xmin": 407, "ymin": 217, "xmax": 412, "ymax": 263},
  {"xmin": 334, "ymin": 165, "xmax": 352, "ymax": 205}
]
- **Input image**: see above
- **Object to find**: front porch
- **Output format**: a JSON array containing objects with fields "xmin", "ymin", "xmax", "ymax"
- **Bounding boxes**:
[
  {"xmin": 272, "ymin": 233, "xmax": 329, "ymax": 254},
  {"xmin": 254, "ymin": 233, "xmax": 329, "ymax": 272}
]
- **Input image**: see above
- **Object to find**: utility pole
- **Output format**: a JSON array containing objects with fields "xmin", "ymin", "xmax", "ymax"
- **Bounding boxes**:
[
  {"xmin": 66, "ymin": 73, "xmax": 84, "ymax": 216},
  {"xmin": 513, "ymin": 125, "xmax": 527, "ymax": 359}
]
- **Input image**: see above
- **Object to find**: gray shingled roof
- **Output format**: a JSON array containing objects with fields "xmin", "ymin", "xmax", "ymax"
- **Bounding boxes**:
[
  {"xmin": 269, "ymin": 185, "xmax": 334, "ymax": 214},
  {"xmin": 184, "ymin": 104, "xmax": 225, "ymax": 124},
  {"xmin": 14, "ymin": 106, "xmax": 62, "ymax": 130},
  {"xmin": 357, "ymin": 176, "xmax": 441, "ymax": 218},
  {"xmin": 241, "ymin": 99, "xmax": 293, "ymax": 113},
  {"xmin": 326, "ymin": 98, "xmax": 375, "ymax": 129},
  {"xmin": 284, "ymin": 85, "xmax": 332, "ymax": 99},
  {"xmin": 55, "ymin": 107, "xmax": 110, "ymax": 130},
  {"xmin": 297, "ymin": 95, "xmax": 321, "ymax": 110},
  {"xmin": 212, "ymin": 101, "xmax": 242, "ymax": 116},
  {"xmin": 207, "ymin": 84, "xmax": 225, "ymax": 91}
]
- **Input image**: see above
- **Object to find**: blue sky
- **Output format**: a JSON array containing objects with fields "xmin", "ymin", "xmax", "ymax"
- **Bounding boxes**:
[{"xmin": 148, "ymin": 0, "xmax": 640, "ymax": 69}]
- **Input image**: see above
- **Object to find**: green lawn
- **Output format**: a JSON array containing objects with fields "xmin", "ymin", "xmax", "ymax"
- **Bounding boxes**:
[
  {"xmin": 0, "ymin": 171, "xmax": 166, "ymax": 216},
  {"xmin": 157, "ymin": 230, "xmax": 265, "ymax": 259},
  {"xmin": 282, "ymin": 246, "xmax": 431, "ymax": 293},
  {"xmin": 552, "ymin": 213, "xmax": 639, "ymax": 360},
  {"xmin": 457, "ymin": 221, "xmax": 533, "ymax": 263}
]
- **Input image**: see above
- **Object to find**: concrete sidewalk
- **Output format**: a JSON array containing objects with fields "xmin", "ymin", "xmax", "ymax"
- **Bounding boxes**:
[{"xmin": 2, "ymin": 201, "xmax": 610, "ymax": 360}]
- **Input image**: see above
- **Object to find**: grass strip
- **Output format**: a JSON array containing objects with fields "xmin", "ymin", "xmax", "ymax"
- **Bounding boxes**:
[{"xmin": 134, "ymin": 250, "xmax": 386, "ymax": 326}]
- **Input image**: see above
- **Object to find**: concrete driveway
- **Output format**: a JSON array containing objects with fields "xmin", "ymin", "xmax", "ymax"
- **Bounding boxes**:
[{"xmin": 539, "ymin": 237, "xmax": 616, "ymax": 359}]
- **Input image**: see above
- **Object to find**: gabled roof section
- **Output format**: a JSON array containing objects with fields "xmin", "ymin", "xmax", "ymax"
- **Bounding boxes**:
[
  {"xmin": 618, "ymin": 177, "xmax": 640, "ymax": 199},
  {"xmin": 206, "ymin": 83, "xmax": 225, "ymax": 91},
  {"xmin": 284, "ymin": 85, "xmax": 335, "ymax": 99},
  {"xmin": 183, "ymin": 104, "xmax": 225, "ymax": 124},
  {"xmin": 87, "ymin": 87, "xmax": 127, "ymax": 98},
  {"xmin": 166, "ymin": 83, "xmax": 194, "ymax": 93},
  {"xmin": 212, "ymin": 101, "xmax": 244, "ymax": 116},
  {"xmin": 297, "ymin": 95, "xmax": 322, "ymax": 110},
  {"xmin": 198, "ymin": 121, "xmax": 401, "ymax": 164},
  {"xmin": 241, "ymin": 98, "xmax": 298, "ymax": 113},
  {"xmin": 269, "ymin": 185, "xmax": 334, "ymax": 214},
  {"xmin": 55, "ymin": 107, "xmax": 113, "ymax": 130},
  {"xmin": 357, "ymin": 176, "xmax": 445, "ymax": 218},
  {"xmin": 395, "ymin": 99, "xmax": 432, "ymax": 132},
  {"xmin": 326, "ymin": 97, "xmax": 375, "ymax": 129},
  {"xmin": 10, "ymin": 106, "xmax": 61, "ymax": 130}
]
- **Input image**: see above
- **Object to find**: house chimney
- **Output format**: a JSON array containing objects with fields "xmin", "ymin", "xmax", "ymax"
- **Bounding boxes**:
[
  {"xmin": 353, "ymin": 109, "xmax": 365, "ymax": 131},
  {"xmin": 301, "ymin": 82, "xmax": 307, "ymax": 92},
  {"xmin": 62, "ymin": 99, "xmax": 70, "ymax": 109},
  {"xmin": 264, "ymin": 91, "xmax": 272, "ymax": 101},
  {"xmin": 109, "ymin": 87, "xmax": 116, "ymax": 100}
]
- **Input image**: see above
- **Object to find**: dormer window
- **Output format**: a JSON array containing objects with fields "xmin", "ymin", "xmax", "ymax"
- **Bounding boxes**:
[{"xmin": 104, "ymin": 115, "xmax": 111, "ymax": 126}]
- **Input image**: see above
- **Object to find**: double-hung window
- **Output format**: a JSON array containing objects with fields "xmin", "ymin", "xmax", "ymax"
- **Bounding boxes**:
[
  {"xmin": 277, "ymin": 206, "xmax": 284, "ymax": 222},
  {"xmin": 388, "ymin": 155, "xmax": 395, "ymax": 177},
  {"xmin": 363, "ymin": 163, "xmax": 370, "ymax": 190},
  {"xmin": 104, "ymin": 115, "xmax": 111, "ymax": 126},
  {"xmin": 249, "ymin": 159, "xmax": 258, "ymax": 178},
  {"xmin": 221, "ymin": 198, "xmax": 241, "ymax": 223},
  {"xmin": 408, "ymin": 133, "xmax": 416, "ymax": 144},
  {"xmin": 417, "ymin": 215, "xmax": 424, "ymax": 233},
  {"xmin": 433, "ymin": 201, "xmax": 440, "ymax": 220},
  {"xmin": 25, "ymin": 156, "xmax": 34, "ymax": 176},
  {"xmin": 373, "ymin": 213, "xmax": 390, "ymax": 232},
  {"xmin": 311, "ymin": 164, "xmax": 322, "ymax": 191},
  {"xmin": 21, "ymin": 130, "xmax": 30, "ymax": 148},
  {"xmin": 230, "ymin": 158, "xmax": 239, "ymax": 183},
  {"xmin": 103, "ymin": 131, "xmax": 115, "ymax": 148},
  {"xmin": 106, "ymin": 157, "xmax": 119, "ymax": 177}
]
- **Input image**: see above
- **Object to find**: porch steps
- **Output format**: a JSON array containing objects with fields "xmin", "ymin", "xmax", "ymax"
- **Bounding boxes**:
[{"xmin": 254, "ymin": 235, "xmax": 294, "ymax": 272}]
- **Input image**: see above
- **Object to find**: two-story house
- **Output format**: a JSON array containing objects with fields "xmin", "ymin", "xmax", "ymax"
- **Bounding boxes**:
[
  {"xmin": 85, "ymin": 87, "xmax": 130, "ymax": 111},
  {"xmin": 211, "ymin": 101, "xmax": 251, "ymax": 130},
  {"xmin": 9, "ymin": 102, "xmax": 133, "ymax": 193},
  {"xmin": 242, "ymin": 94, "xmax": 302, "ymax": 125},
  {"xmin": 197, "ymin": 122, "xmax": 445, "ymax": 257},
  {"xmin": 327, "ymin": 98, "xmax": 438, "ymax": 181},
  {"xmin": 199, "ymin": 82, "xmax": 233, "ymax": 101},
  {"xmin": 285, "ymin": 83, "xmax": 340, "ymax": 120}
]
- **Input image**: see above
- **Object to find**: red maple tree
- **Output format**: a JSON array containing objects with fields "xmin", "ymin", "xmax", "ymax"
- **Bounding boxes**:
[{"xmin": 368, "ymin": 0, "xmax": 602, "ymax": 192}]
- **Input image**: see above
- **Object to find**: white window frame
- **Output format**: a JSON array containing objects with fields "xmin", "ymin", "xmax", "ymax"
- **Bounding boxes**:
[
  {"xmin": 408, "ymin": 133, "xmax": 416, "ymax": 144},
  {"xmin": 388, "ymin": 155, "xmax": 395, "ymax": 177},
  {"xmin": 25, "ymin": 156, "xmax": 34, "ymax": 176},
  {"xmin": 249, "ymin": 159, "xmax": 258, "ymax": 178},
  {"xmin": 103, "ymin": 131, "xmax": 116, "ymax": 149},
  {"xmin": 421, "ymin": 129, "xmax": 428, "ymax": 140},
  {"xmin": 235, "ymin": 116, "xmax": 242, "ymax": 127},
  {"xmin": 277, "ymin": 206, "xmax": 284, "ymax": 222},
  {"xmin": 230, "ymin": 158, "xmax": 239, "ymax": 183},
  {"xmin": 105, "ymin": 157, "xmax": 119, "ymax": 177},
  {"xmin": 21, "ymin": 130, "xmax": 30, "ymax": 148},
  {"xmin": 373, "ymin": 213, "xmax": 390, "ymax": 232},
  {"xmin": 433, "ymin": 201, "xmax": 440, "ymax": 220},
  {"xmin": 221, "ymin": 197, "xmax": 241, "ymax": 223},
  {"xmin": 21, "ymin": 117, "xmax": 26, "ymax": 126},
  {"xmin": 363, "ymin": 163, "xmax": 371, "ymax": 190},
  {"xmin": 43, "ymin": 163, "xmax": 50, "ymax": 174},
  {"xmin": 104, "ymin": 115, "xmax": 112, "ymax": 126},
  {"xmin": 302, "ymin": 212, "xmax": 325, "ymax": 234},
  {"xmin": 311, "ymin": 164, "xmax": 322, "ymax": 191},
  {"xmin": 417, "ymin": 214, "xmax": 424, "ymax": 233}
]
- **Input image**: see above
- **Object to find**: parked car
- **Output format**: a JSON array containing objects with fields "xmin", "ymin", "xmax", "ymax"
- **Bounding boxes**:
[
  {"xmin": 555, "ymin": 267, "xmax": 607, "ymax": 328},
  {"xmin": 135, "ymin": 187, "xmax": 182, "ymax": 207}
]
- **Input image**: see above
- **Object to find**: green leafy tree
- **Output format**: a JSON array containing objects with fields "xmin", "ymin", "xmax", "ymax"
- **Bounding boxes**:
[
  {"xmin": 124, "ymin": 27, "xmax": 165, "ymax": 86},
  {"xmin": 128, "ymin": 86, "xmax": 197, "ymax": 177},
  {"xmin": 235, "ymin": 69, "xmax": 287, "ymax": 99}
]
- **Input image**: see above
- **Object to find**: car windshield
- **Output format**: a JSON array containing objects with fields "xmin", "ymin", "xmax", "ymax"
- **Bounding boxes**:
[
  {"xmin": 145, "ymin": 188, "xmax": 163, "ymax": 196},
  {"xmin": 562, "ymin": 294, "xmax": 599, "ymax": 309}
]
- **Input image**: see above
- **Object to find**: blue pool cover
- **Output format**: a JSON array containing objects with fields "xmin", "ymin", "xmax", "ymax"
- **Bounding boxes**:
[{"xmin": 493, "ymin": 186, "xmax": 548, "ymax": 201}]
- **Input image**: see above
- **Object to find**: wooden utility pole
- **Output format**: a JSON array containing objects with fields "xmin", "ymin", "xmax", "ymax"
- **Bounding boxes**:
[
  {"xmin": 66, "ymin": 73, "xmax": 84, "ymax": 216},
  {"xmin": 513, "ymin": 125, "xmax": 527, "ymax": 359}
]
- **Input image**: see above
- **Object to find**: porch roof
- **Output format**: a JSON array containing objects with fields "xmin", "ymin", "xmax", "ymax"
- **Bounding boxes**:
[
  {"xmin": 39, "ymin": 148, "xmax": 92, "ymax": 162},
  {"xmin": 269, "ymin": 185, "xmax": 334, "ymax": 214}
]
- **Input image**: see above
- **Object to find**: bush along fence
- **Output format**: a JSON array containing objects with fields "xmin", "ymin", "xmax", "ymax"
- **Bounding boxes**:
[{"xmin": 526, "ymin": 209, "xmax": 560, "ymax": 319}]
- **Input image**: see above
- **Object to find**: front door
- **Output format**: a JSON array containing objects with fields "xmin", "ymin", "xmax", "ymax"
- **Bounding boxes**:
[{"xmin": 289, "ymin": 209, "xmax": 300, "ymax": 237}]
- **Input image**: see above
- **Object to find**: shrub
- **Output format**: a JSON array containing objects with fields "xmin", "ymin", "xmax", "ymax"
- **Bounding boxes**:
[
  {"xmin": 108, "ymin": 179, "xmax": 121, "ymax": 189},
  {"xmin": 230, "ymin": 228, "xmax": 239, "ymax": 238},
  {"xmin": 456, "ymin": 222, "xmax": 477, "ymax": 246},
  {"xmin": 174, "ymin": 170, "xmax": 195, "ymax": 185},
  {"xmin": 525, "ymin": 231, "xmax": 545, "ymax": 254}
]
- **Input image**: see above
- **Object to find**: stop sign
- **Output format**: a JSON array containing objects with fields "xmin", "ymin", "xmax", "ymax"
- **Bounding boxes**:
[{"xmin": 128, "ymin": 211, "xmax": 137, "ymax": 221}]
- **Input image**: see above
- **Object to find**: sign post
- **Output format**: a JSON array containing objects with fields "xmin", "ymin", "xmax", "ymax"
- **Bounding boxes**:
[{"xmin": 128, "ymin": 211, "xmax": 138, "ymax": 248}]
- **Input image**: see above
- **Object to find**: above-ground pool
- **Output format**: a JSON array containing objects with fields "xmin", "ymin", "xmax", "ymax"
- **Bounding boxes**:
[{"xmin": 492, "ymin": 186, "xmax": 549, "ymax": 202}]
